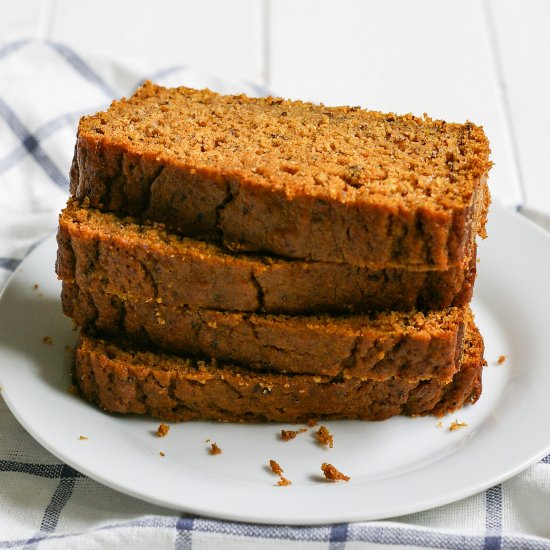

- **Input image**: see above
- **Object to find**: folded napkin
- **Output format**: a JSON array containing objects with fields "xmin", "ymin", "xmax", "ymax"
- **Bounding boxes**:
[{"xmin": 1, "ymin": 40, "xmax": 549, "ymax": 549}]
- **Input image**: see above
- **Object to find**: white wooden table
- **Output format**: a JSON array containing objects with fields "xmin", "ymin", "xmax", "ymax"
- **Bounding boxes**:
[
  {"xmin": 2, "ymin": 0, "xmax": 549, "ymax": 218},
  {"xmin": 1, "ymin": 3, "xmax": 550, "ymax": 543}
]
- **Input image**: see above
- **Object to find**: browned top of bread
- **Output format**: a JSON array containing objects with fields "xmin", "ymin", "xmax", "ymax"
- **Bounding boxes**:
[{"xmin": 79, "ymin": 81, "xmax": 491, "ymax": 213}]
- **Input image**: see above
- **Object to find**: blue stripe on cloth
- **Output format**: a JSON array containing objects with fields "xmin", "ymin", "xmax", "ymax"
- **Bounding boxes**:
[
  {"xmin": 134, "ymin": 65, "xmax": 187, "ymax": 91},
  {"xmin": 243, "ymin": 80, "xmax": 269, "ymax": 97},
  {"xmin": 329, "ymin": 523, "xmax": 348, "ymax": 550},
  {"xmin": 0, "ymin": 257, "xmax": 21, "ymax": 271},
  {"xmin": 47, "ymin": 42, "xmax": 117, "ymax": 98},
  {"xmin": 0, "ymin": 39, "xmax": 30, "ymax": 62},
  {"xmin": 0, "ymin": 109, "xmax": 93, "ymax": 175},
  {"xmin": 194, "ymin": 518, "xmax": 331, "ymax": 541},
  {"xmin": 0, "ymin": 460, "xmax": 83, "ymax": 479},
  {"xmin": 348, "ymin": 524, "xmax": 484, "ymax": 549},
  {"xmin": 134, "ymin": 66, "xmax": 268, "ymax": 97},
  {"xmin": 0, "ymin": 97, "xmax": 68, "ymax": 189},
  {"xmin": 12, "ymin": 536, "xmax": 43, "ymax": 550},
  {"xmin": 1, "ymin": 519, "xmax": 550, "ymax": 549},
  {"xmin": 542, "ymin": 455, "xmax": 550, "ymax": 464},
  {"xmin": 485, "ymin": 484, "xmax": 503, "ymax": 549},
  {"xmin": 0, "ymin": 517, "xmax": 178, "ymax": 549},
  {"xmin": 175, "ymin": 517, "xmax": 194, "ymax": 550},
  {"xmin": 39, "ymin": 464, "xmax": 78, "ymax": 533},
  {"xmin": 19, "ymin": 465, "xmax": 79, "ymax": 550}
]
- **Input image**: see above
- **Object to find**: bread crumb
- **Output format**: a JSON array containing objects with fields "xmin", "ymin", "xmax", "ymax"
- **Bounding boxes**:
[
  {"xmin": 33, "ymin": 283, "xmax": 39, "ymax": 290},
  {"xmin": 65, "ymin": 345, "xmax": 73, "ymax": 353},
  {"xmin": 79, "ymin": 435, "xmax": 88, "ymax": 440},
  {"xmin": 269, "ymin": 459, "xmax": 283, "ymax": 475},
  {"xmin": 497, "ymin": 355, "xmax": 507, "ymax": 365},
  {"xmin": 42, "ymin": 336, "xmax": 53, "ymax": 345},
  {"xmin": 281, "ymin": 428, "xmax": 307, "ymax": 441},
  {"xmin": 209, "ymin": 442, "xmax": 222, "ymax": 455},
  {"xmin": 67, "ymin": 384, "xmax": 80, "ymax": 396},
  {"xmin": 436, "ymin": 421, "xmax": 443, "ymax": 428},
  {"xmin": 159, "ymin": 451, "xmax": 165, "ymax": 457},
  {"xmin": 269, "ymin": 459, "xmax": 292, "ymax": 486},
  {"xmin": 321, "ymin": 462, "xmax": 350, "ymax": 482},
  {"xmin": 307, "ymin": 419, "xmax": 318, "ymax": 427},
  {"xmin": 156, "ymin": 423, "xmax": 170, "ymax": 437},
  {"xmin": 316, "ymin": 426, "xmax": 334, "ymax": 448},
  {"xmin": 449, "ymin": 420, "xmax": 468, "ymax": 431}
]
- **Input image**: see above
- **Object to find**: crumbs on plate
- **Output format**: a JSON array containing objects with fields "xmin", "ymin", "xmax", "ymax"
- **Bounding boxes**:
[
  {"xmin": 316, "ymin": 426, "xmax": 334, "ymax": 448},
  {"xmin": 449, "ymin": 420, "xmax": 468, "ymax": 431},
  {"xmin": 321, "ymin": 462, "xmax": 350, "ymax": 482},
  {"xmin": 156, "ymin": 423, "xmax": 170, "ymax": 437},
  {"xmin": 42, "ymin": 336, "xmax": 53, "ymax": 345},
  {"xmin": 281, "ymin": 428, "xmax": 307, "ymax": 441},
  {"xmin": 209, "ymin": 442, "xmax": 222, "ymax": 455},
  {"xmin": 269, "ymin": 459, "xmax": 292, "ymax": 486}
]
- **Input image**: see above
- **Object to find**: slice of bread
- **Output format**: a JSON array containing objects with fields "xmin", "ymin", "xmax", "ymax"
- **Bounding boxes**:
[
  {"xmin": 57, "ymin": 200, "xmax": 476, "ymax": 314},
  {"xmin": 73, "ymin": 320, "xmax": 484, "ymax": 423},
  {"xmin": 70, "ymin": 82, "xmax": 491, "ymax": 269},
  {"xmin": 63, "ymin": 281, "xmax": 471, "ymax": 382}
]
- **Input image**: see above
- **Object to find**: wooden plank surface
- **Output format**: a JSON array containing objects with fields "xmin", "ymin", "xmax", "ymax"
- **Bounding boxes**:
[
  {"xmin": 48, "ymin": 0, "xmax": 264, "ymax": 85},
  {"xmin": 488, "ymin": 0, "xmax": 550, "ymax": 215},
  {"xmin": 2, "ymin": 0, "xmax": 548, "ymax": 214}
]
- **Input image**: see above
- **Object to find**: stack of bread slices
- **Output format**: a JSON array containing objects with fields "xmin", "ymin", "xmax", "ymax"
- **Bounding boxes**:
[{"xmin": 56, "ymin": 82, "xmax": 491, "ymax": 423}]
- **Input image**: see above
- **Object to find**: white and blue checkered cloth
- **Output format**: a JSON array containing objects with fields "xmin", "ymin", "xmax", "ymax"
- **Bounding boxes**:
[{"xmin": 1, "ymin": 40, "xmax": 549, "ymax": 549}]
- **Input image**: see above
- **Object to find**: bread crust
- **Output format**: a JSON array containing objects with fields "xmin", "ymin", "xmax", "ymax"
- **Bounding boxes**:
[{"xmin": 73, "ymin": 322, "xmax": 484, "ymax": 423}]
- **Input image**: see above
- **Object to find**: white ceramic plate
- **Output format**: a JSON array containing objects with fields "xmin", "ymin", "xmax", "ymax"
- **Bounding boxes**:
[{"xmin": 1, "ymin": 204, "xmax": 550, "ymax": 525}]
